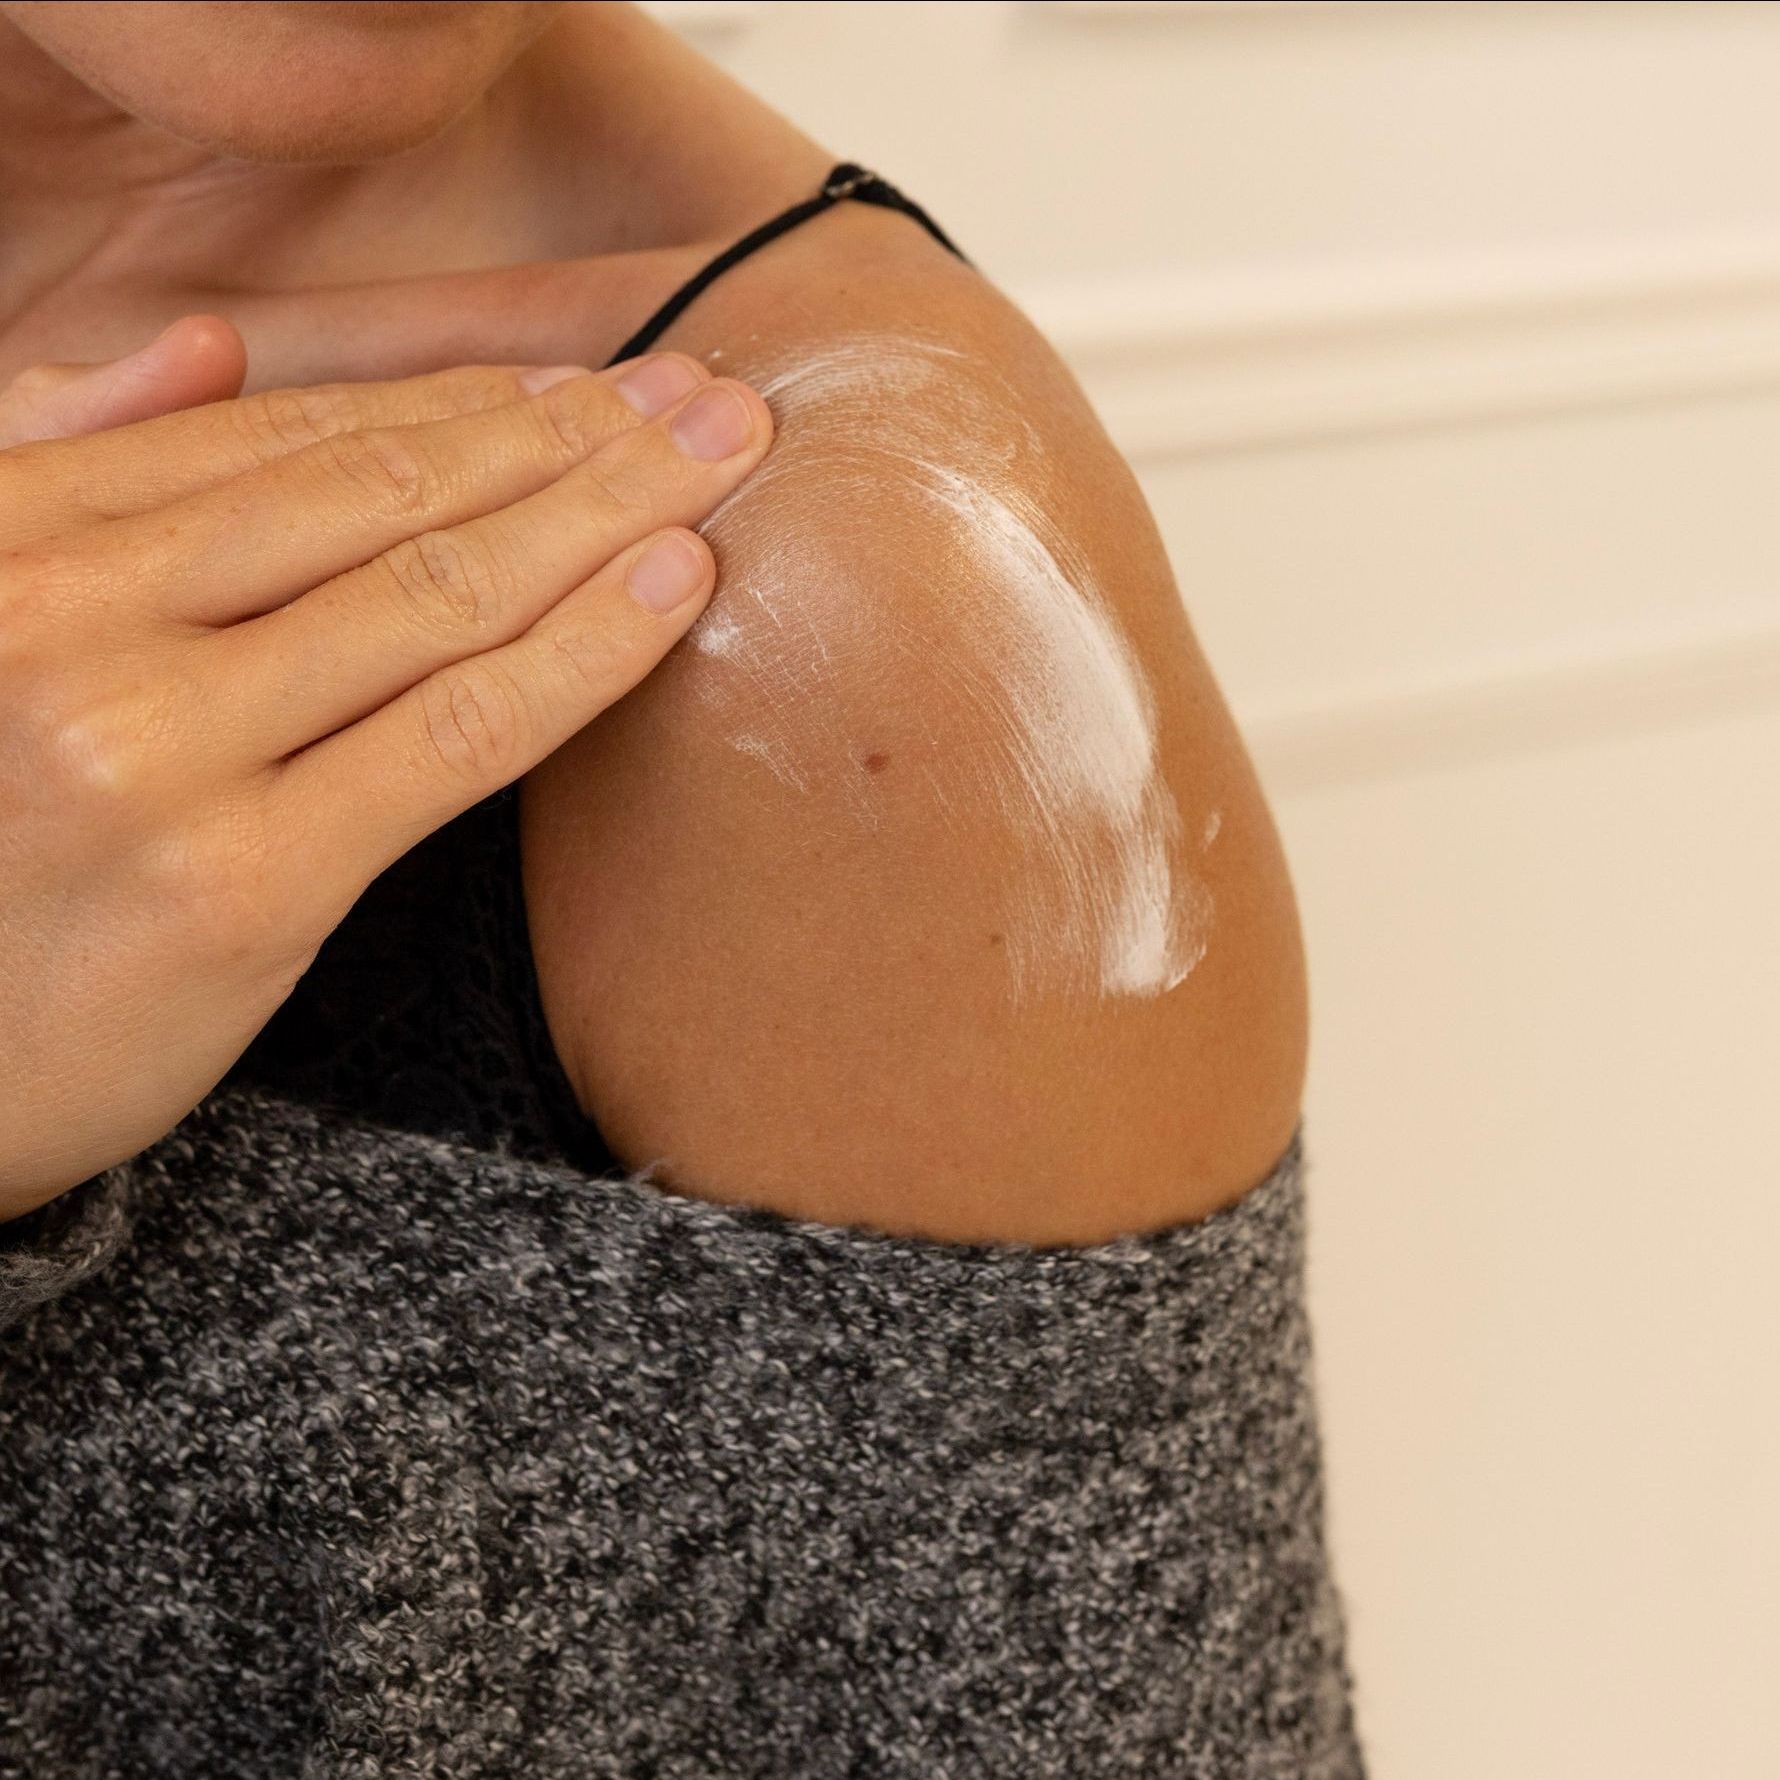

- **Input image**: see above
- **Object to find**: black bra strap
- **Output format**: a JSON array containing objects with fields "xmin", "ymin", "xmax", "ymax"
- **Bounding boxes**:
[{"xmin": 604, "ymin": 162, "xmax": 970, "ymax": 367}]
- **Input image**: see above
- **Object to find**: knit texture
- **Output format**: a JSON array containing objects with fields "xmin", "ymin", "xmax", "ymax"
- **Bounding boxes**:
[{"xmin": 0, "ymin": 1086, "xmax": 1364, "ymax": 1778}]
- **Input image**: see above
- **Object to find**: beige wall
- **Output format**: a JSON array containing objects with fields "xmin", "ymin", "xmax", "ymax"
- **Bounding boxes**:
[{"xmin": 648, "ymin": 5, "xmax": 1780, "ymax": 1773}]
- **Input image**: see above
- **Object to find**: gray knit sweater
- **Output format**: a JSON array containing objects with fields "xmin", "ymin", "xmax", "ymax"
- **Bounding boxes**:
[{"xmin": 0, "ymin": 1085, "xmax": 1363, "ymax": 1777}]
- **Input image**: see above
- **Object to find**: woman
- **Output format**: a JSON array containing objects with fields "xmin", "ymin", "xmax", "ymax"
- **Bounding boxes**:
[{"xmin": 0, "ymin": 4, "xmax": 1361, "ymax": 1774}]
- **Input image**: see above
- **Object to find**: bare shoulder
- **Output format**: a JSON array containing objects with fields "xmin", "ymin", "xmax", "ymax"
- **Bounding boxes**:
[{"xmin": 519, "ymin": 204, "xmax": 1307, "ymax": 1242}]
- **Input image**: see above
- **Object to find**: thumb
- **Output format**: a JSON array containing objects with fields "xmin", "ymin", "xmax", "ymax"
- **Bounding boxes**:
[{"xmin": 0, "ymin": 313, "xmax": 248, "ymax": 448}]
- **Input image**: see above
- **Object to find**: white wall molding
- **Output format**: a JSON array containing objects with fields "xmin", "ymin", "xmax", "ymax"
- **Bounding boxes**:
[
  {"xmin": 1039, "ymin": 2, "xmax": 1362, "ymax": 16},
  {"xmin": 1016, "ymin": 238, "xmax": 1780, "ymax": 461},
  {"xmin": 1241, "ymin": 608, "xmax": 1780, "ymax": 794}
]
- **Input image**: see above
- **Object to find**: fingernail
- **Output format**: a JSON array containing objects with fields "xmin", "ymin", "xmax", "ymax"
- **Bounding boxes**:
[
  {"xmin": 519, "ymin": 364, "xmax": 594, "ymax": 394},
  {"xmin": 670, "ymin": 383, "xmax": 754, "ymax": 461},
  {"xmin": 627, "ymin": 533, "xmax": 708, "ymax": 614},
  {"xmin": 614, "ymin": 354, "xmax": 703, "ymax": 419}
]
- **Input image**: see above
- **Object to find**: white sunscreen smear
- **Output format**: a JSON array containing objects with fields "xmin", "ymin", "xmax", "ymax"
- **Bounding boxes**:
[{"xmin": 691, "ymin": 333, "xmax": 1211, "ymax": 1002}]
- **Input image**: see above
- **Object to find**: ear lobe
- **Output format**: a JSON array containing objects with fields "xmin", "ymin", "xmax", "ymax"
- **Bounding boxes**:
[{"xmin": 0, "ymin": 313, "xmax": 248, "ymax": 448}]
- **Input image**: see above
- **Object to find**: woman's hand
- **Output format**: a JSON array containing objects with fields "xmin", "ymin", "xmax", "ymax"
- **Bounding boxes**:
[
  {"xmin": 0, "ymin": 332, "xmax": 772, "ymax": 1217},
  {"xmin": 0, "ymin": 314, "xmax": 250, "ymax": 448}
]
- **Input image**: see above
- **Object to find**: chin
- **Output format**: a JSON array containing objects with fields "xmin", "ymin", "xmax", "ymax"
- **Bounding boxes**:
[{"xmin": 2, "ymin": 0, "xmax": 563, "ymax": 163}]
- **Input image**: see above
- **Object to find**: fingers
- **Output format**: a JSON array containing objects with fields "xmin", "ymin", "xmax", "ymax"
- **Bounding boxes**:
[
  {"xmin": 270, "ymin": 527, "xmax": 718, "ymax": 893},
  {"xmin": 0, "ymin": 352, "xmax": 689, "ymax": 539},
  {"xmin": 67, "ymin": 354, "xmax": 713, "ymax": 627},
  {"xmin": 203, "ymin": 376, "xmax": 772, "ymax": 766},
  {"xmin": 0, "ymin": 315, "xmax": 246, "ymax": 452}
]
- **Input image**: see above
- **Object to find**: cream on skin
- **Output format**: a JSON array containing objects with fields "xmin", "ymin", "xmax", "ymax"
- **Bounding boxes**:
[{"xmin": 690, "ymin": 333, "xmax": 1211, "ymax": 1001}]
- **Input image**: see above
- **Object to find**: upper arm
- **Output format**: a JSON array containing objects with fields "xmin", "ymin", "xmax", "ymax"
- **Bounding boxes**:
[{"xmin": 519, "ymin": 232, "xmax": 1306, "ymax": 1242}]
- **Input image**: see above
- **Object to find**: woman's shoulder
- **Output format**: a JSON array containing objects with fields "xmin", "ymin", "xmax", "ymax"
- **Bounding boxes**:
[{"xmin": 519, "ymin": 200, "xmax": 1309, "ymax": 1243}]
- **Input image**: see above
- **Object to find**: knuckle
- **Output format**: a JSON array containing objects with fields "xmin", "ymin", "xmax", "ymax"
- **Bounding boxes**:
[
  {"xmin": 385, "ymin": 528, "xmax": 510, "ymax": 633},
  {"xmin": 27, "ymin": 691, "xmax": 156, "ymax": 809},
  {"xmin": 315, "ymin": 425, "xmax": 430, "ymax": 514},
  {"xmin": 548, "ymin": 622, "xmax": 623, "ymax": 698},
  {"xmin": 575, "ymin": 454, "xmax": 659, "ymax": 530},
  {"xmin": 418, "ymin": 663, "xmax": 528, "ymax": 783},
  {"xmin": 531, "ymin": 376, "xmax": 609, "ymax": 459},
  {"xmin": 235, "ymin": 382, "xmax": 361, "ymax": 455}
]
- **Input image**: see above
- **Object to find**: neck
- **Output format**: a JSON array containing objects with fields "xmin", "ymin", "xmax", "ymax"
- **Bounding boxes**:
[
  {"xmin": 0, "ymin": 4, "xmax": 829, "ymax": 384},
  {"xmin": 0, "ymin": 7, "xmax": 638, "ymax": 332}
]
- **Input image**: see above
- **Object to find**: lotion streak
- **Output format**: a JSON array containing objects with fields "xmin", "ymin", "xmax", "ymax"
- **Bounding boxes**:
[{"xmin": 690, "ymin": 334, "xmax": 1210, "ymax": 1000}]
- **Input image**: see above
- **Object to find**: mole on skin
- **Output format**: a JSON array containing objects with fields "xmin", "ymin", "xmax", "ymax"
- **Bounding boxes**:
[{"xmin": 689, "ymin": 331, "xmax": 1214, "ymax": 1007}]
